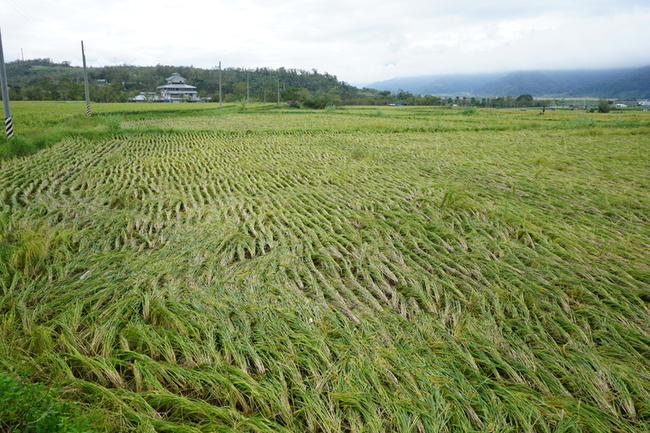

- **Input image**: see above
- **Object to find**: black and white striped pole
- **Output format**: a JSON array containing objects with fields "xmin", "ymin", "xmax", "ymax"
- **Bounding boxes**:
[
  {"xmin": 0, "ymin": 28, "xmax": 14, "ymax": 139},
  {"xmin": 81, "ymin": 41, "xmax": 91, "ymax": 117}
]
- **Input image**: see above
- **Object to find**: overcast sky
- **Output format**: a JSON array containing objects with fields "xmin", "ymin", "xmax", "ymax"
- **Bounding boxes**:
[{"xmin": 2, "ymin": 0, "xmax": 649, "ymax": 85}]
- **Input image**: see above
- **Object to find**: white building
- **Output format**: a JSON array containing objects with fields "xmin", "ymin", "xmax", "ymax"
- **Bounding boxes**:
[
  {"xmin": 128, "ymin": 92, "xmax": 161, "ymax": 102},
  {"xmin": 156, "ymin": 73, "xmax": 208, "ymax": 102},
  {"xmin": 127, "ymin": 73, "xmax": 211, "ymax": 103}
]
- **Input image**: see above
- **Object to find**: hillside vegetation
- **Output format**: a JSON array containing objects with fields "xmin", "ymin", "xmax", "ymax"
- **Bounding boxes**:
[
  {"xmin": 8, "ymin": 59, "xmax": 650, "ymax": 105},
  {"xmin": 4, "ymin": 59, "xmax": 381, "ymax": 105},
  {"xmin": 0, "ymin": 103, "xmax": 649, "ymax": 432}
]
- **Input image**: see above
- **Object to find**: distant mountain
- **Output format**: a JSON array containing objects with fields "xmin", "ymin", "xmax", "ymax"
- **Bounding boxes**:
[
  {"xmin": 568, "ymin": 66, "xmax": 650, "ymax": 99},
  {"xmin": 366, "ymin": 73, "xmax": 506, "ymax": 95},
  {"xmin": 421, "ymin": 73, "xmax": 506, "ymax": 95},
  {"xmin": 367, "ymin": 67, "xmax": 650, "ymax": 99}
]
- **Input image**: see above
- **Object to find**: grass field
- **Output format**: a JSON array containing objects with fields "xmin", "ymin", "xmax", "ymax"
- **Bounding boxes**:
[{"xmin": 1, "ymin": 102, "xmax": 649, "ymax": 432}]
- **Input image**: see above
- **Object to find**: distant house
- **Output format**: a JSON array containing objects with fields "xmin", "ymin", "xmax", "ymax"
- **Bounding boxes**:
[
  {"xmin": 127, "ymin": 73, "xmax": 211, "ymax": 103},
  {"xmin": 638, "ymin": 100, "xmax": 650, "ymax": 107},
  {"xmin": 157, "ymin": 73, "xmax": 209, "ymax": 102},
  {"xmin": 128, "ymin": 92, "xmax": 161, "ymax": 102},
  {"xmin": 615, "ymin": 103, "xmax": 628, "ymax": 108}
]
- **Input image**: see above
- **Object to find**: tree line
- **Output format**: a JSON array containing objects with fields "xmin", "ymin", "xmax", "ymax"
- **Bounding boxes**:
[
  {"xmin": 4, "ymin": 59, "xmax": 366, "ymax": 106},
  {"xmin": 4, "ymin": 59, "xmax": 555, "ymax": 108}
]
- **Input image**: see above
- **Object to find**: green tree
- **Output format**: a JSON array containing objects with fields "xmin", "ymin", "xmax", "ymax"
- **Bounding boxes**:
[
  {"xmin": 24, "ymin": 79, "xmax": 60, "ymax": 100},
  {"xmin": 8, "ymin": 85, "xmax": 22, "ymax": 100},
  {"xmin": 598, "ymin": 99, "xmax": 611, "ymax": 113},
  {"xmin": 516, "ymin": 94, "xmax": 534, "ymax": 106},
  {"xmin": 282, "ymin": 88, "xmax": 310, "ymax": 106},
  {"xmin": 230, "ymin": 81, "xmax": 249, "ymax": 101},
  {"xmin": 58, "ymin": 77, "xmax": 83, "ymax": 100}
]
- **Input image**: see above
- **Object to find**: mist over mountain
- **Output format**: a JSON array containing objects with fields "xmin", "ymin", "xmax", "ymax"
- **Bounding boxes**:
[{"xmin": 366, "ymin": 67, "xmax": 650, "ymax": 99}]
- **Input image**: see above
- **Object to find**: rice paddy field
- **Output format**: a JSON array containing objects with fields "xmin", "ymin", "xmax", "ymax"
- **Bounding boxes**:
[{"xmin": 1, "ymin": 102, "xmax": 649, "ymax": 432}]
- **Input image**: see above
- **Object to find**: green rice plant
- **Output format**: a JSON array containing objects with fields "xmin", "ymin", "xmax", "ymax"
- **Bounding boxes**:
[
  {"xmin": 0, "ymin": 103, "xmax": 648, "ymax": 432},
  {"xmin": 564, "ymin": 116, "xmax": 597, "ymax": 128}
]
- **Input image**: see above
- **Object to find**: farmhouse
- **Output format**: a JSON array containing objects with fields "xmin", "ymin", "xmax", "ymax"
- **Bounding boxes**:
[
  {"xmin": 157, "ymin": 73, "xmax": 210, "ymax": 102},
  {"xmin": 128, "ymin": 73, "xmax": 210, "ymax": 103}
]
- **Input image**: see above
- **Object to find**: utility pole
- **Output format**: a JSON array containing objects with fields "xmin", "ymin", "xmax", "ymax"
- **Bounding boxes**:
[
  {"xmin": 246, "ymin": 70, "xmax": 250, "ymax": 104},
  {"xmin": 218, "ymin": 61, "xmax": 222, "ymax": 108},
  {"xmin": 277, "ymin": 79, "xmax": 280, "ymax": 105},
  {"xmin": 0, "ymin": 28, "xmax": 13, "ymax": 138},
  {"xmin": 81, "ymin": 41, "xmax": 91, "ymax": 117}
]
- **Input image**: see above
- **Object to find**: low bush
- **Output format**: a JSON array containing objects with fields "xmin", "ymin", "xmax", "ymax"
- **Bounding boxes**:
[
  {"xmin": 0, "ymin": 136, "xmax": 37, "ymax": 159},
  {"xmin": 0, "ymin": 373, "xmax": 91, "ymax": 433}
]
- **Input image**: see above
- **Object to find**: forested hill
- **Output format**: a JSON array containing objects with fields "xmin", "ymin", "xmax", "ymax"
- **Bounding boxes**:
[
  {"xmin": 368, "ymin": 66, "xmax": 650, "ymax": 99},
  {"xmin": 3, "ymin": 59, "xmax": 366, "ymax": 105},
  {"xmin": 7, "ymin": 59, "xmax": 650, "ymax": 102}
]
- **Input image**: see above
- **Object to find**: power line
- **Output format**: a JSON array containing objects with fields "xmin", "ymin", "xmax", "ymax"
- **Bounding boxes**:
[{"xmin": 2, "ymin": 0, "xmax": 70, "ymax": 44}]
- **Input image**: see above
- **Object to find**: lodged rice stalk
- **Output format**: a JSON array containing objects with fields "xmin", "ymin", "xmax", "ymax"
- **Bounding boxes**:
[{"xmin": 0, "ymin": 105, "xmax": 649, "ymax": 432}]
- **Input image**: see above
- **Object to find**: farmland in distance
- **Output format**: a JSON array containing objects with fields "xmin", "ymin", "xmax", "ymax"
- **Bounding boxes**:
[{"xmin": 1, "ymin": 103, "xmax": 649, "ymax": 432}]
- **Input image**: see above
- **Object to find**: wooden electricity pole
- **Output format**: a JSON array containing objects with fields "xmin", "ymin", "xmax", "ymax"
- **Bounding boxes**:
[
  {"xmin": 218, "ymin": 61, "xmax": 222, "ymax": 108},
  {"xmin": 0, "ymin": 28, "xmax": 13, "ymax": 138},
  {"xmin": 81, "ymin": 41, "xmax": 91, "ymax": 117}
]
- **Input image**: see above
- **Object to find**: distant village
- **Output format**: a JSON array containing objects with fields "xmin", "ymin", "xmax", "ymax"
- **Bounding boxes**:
[{"xmin": 128, "ymin": 73, "xmax": 211, "ymax": 103}]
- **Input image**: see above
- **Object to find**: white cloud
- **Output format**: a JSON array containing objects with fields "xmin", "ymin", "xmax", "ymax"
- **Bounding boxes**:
[{"xmin": 1, "ymin": 0, "xmax": 649, "ymax": 84}]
